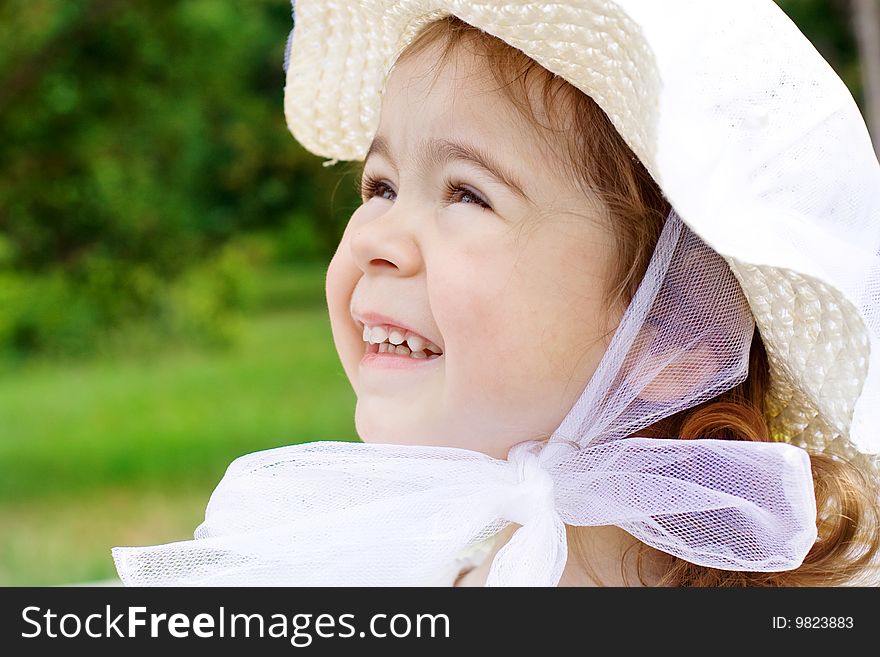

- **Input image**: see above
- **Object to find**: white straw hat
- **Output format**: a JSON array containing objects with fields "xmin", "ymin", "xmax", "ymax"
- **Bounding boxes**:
[{"xmin": 283, "ymin": 0, "xmax": 880, "ymax": 465}]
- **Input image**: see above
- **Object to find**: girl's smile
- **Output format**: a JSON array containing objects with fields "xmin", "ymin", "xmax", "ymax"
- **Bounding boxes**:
[{"xmin": 353, "ymin": 310, "xmax": 445, "ymax": 369}]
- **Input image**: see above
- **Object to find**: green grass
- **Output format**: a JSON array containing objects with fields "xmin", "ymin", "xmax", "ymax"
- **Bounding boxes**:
[
  {"xmin": 0, "ymin": 302, "xmax": 357, "ymax": 585},
  {"xmin": 0, "ymin": 484, "xmax": 212, "ymax": 586}
]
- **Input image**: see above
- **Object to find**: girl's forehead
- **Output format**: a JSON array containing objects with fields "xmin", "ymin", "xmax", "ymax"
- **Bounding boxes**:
[
  {"xmin": 386, "ymin": 37, "xmax": 562, "ymax": 121},
  {"xmin": 380, "ymin": 50, "xmax": 564, "ymax": 166},
  {"xmin": 384, "ymin": 48, "xmax": 499, "ymax": 110}
]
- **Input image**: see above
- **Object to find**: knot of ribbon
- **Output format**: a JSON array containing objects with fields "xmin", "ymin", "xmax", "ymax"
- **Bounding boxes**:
[
  {"xmin": 484, "ymin": 441, "xmax": 568, "ymax": 586},
  {"xmin": 500, "ymin": 440, "xmax": 557, "ymax": 527}
]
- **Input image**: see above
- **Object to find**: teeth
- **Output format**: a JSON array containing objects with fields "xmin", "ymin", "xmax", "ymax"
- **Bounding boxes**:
[
  {"xmin": 388, "ymin": 328, "xmax": 406, "ymax": 345},
  {"xmin": 374, "ymin": 341, "xmax": 431, "ymax": 359},
  {"xmin": 368, "ymin": 326, "xmax": 388, "ymax": 344},
  {"xmin": 405, "ymin": 334, "xmax": 425, "ymax": 352},
  {"xmin": 362, "ymin": 322, "xmax": 444, "ymax": 357}
]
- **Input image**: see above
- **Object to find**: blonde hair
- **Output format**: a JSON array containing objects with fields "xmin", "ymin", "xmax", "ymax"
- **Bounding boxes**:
[{"xmin": 394, "ymin": 15, "xmax": 880, "ymax": 586}]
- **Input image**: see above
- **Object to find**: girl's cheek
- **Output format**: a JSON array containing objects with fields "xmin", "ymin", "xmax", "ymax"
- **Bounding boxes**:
[
  {"xmin": 429, "ymin": 268, "xmax": 495, "ymax": 350},
  {"xmin": 430, "ymin": 262, "xmax": 523, "ymax": 387},
  {"xmin": 326, "ymin": 232, "xmax": 364, "ymax": 392}
]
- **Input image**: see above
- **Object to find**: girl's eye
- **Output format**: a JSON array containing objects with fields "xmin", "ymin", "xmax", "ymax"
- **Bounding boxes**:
[
  {"xmin": 360, "ymin": 176, "xmax": 396, "ymax": 202},
  {"xmin": 359, "ymin": 175, "xmax": 493, "ymax": 211},
  {"xmin": 441, "ymin": 181, "xmax": 492, "ymax": 210}
]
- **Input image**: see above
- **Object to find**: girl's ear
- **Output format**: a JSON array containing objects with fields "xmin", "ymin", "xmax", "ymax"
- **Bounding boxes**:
[
  {"xmin": 635, "ymin": 342, "xmax": 721, "ymax": 404},
  {"xmin": 624, "ymin": 321, "xmax": 733, "ymax": 405}
]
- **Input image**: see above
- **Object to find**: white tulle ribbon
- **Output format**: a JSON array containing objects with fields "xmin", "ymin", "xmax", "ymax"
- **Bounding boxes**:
[
  {"xmin": 112, "ymin": 209, "xmax": 820, "ymax": 586},
  {"xmin": 112, "ymin": 437, "xmax": 816, "ymax": 586}
]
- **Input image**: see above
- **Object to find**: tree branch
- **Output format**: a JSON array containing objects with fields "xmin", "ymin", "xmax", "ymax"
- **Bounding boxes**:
[{"xmin": 851, "ymin": 0, "xmax": 880, "ymax": 155}]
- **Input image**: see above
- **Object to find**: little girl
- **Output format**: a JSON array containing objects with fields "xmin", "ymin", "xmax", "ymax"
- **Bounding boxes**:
[{"xmin": 113, "ymin": 0, "xmax": 880, "ymax": 586}]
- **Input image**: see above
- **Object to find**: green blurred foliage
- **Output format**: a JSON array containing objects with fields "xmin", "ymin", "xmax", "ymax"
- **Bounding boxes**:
[{"xmin": 0, "ymin": 0, "xmax": 360, "ymax": 358}]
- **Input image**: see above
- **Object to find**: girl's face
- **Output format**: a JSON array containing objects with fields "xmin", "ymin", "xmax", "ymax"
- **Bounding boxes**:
[{"xmin": 326, "ymin": 40, "xmax": 621, "ymax": 459}]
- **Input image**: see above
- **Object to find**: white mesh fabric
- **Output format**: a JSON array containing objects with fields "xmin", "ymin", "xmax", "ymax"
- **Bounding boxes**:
[
  {"xmin": 851, "ymin": 249, "xmax": 880, "ymax": 453},
  {"xmin": 112, "ymin": 209, "xmax": 818, "ymax": 586},
  {"xmin": 550, "ymin": 207, "xmax": 755, "ymax": 447}
]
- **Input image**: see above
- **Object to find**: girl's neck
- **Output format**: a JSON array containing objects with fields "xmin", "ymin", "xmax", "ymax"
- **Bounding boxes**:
[{"xmin": 453, "ymin": 523, "xmax": 669, "ymax": 587}]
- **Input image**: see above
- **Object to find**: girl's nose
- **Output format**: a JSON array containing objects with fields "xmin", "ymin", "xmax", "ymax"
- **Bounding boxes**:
[{"xmin": 349, "ymin": 204, "xmax": 422, "ymax": 277}]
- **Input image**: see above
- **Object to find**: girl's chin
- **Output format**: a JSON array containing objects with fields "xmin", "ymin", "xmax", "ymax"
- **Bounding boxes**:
[{"xmin": 355, "ymin": 408, "xmax": 514, "ymax": 457}]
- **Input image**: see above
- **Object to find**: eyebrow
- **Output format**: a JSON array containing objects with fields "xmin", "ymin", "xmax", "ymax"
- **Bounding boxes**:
[{"xmin": 362, "ymin": 134, "xmax": 532, "ymax": 204}]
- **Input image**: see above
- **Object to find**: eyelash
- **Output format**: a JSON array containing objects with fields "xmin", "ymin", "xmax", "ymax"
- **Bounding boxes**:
[{"xmin": 358, "ymin": 175, "xmax": 493, "ymax": 211}]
